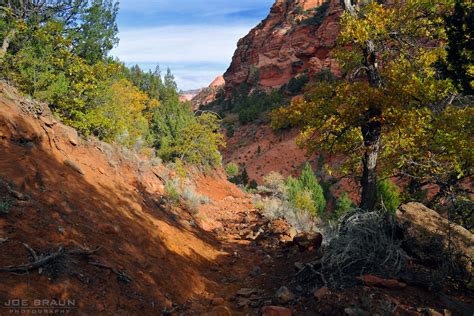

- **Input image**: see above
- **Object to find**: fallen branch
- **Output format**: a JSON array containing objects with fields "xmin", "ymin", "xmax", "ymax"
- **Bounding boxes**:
[
  {"xmin": 0, "ymin": 245, "xmax": 101, "ymax": 274},
  {"xmin": 23, "ymin": 243, "xmax": 38, "ymax": 261},
  {"xmin": 88, "ymin": 261, "xmax": 132, "ymax": 283},
  {"xmin": 0, "ymin": 247, "xmax": 65, "ymax": 273}
]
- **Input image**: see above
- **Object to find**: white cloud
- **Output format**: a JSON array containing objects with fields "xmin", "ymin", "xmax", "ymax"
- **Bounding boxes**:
[{"xmin": 111, "ymin": 24, "xmax": 251, "ymax": 64}]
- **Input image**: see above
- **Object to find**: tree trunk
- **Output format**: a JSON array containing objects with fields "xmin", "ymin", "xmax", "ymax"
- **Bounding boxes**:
[
  {"xmin": 344, "ymin": 0, "xmax": 383, "ymax": 210},
  {"xmin": 0, "ymin": 28, "xmax": 16, "ymax": 60},
  {"xmin": 360, "ymin": 107, "xmax": 382, "ymax": 210}
]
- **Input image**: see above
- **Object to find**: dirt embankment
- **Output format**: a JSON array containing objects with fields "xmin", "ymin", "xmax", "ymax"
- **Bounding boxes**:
[{"xmin": 1, "ymin": 83, "xmax": 473, "ymax": 316}]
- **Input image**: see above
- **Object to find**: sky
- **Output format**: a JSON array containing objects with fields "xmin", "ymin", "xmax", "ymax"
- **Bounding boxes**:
[{"xmin": 111, "ymin": 0, "xmax": 275, "ymax": 91}]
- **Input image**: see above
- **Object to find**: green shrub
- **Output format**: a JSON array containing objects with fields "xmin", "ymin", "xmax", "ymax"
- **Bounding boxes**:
[
  {"xmin": 286, "ymin": 74, "xmax": 309, "ymax": 96},
  {"xmin": 294, "ymin": 190, "xmax": 317, "ymax": 215},
  {"xmin": 299, "ymin": 1, "xmax": 330, "ymax": 26},
  {"xmin": 299, "ymin": 163, "xmax": 326, "ymax": 214},
  {"xmin": 0, "ymin": 198, "xmax": 12, "ymax": 214},
  {"xmin": 285, "ymin": 163, "xmax": 326, "ymax": 215},
  {"xmin": 225, "ymin": 162, "xmax": 239, "ymax": 178},
  {"xmin": 333, "ymin": 192, "xmax": 354, "ymax": 219},
  {"xmin": 164, "ymin": 180, "xmax": 180, "ymax": 204},
  {"xmin": 249, "ymin": 180, "xmax": 258, "ymax": 190},
  {"xmin": 377, "ymin": 179, "xmax": 401, "ymax": 213}
]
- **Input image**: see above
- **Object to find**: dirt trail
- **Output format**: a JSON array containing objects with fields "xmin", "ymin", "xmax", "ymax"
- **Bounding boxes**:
[
  {"xmin": 0, "ymin": 81, "xmax": 304, "ymax": 315},
  {"xmin": 1, "ymin": 83, "xmax": 473, "ymax": 316}
]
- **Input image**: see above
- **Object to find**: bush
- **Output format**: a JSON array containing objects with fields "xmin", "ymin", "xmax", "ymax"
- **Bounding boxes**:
[
  {"xmin": 377, "ymin": 179, "xmax": 401, "ymax": 213},
  {"xmin": 286, "ymin": 163, "xmax": 326, "ymax": 215},
  {"xmin": 225, "ymin": 162, "xmax": 239, "ymax": 178},
  {"xmin": 299, "ymin": 163, "xmax": 326, "ymax": 214},
  {"xmin": 164, "ymin": 180, "xmax": 180, "ymax": 204},
  {"xmin": 299, "ymin": 1, "xmax": 330, "ymax": 26},
  {"xmin": 286, "ymin": 74, "xmax": 309, "ymax": 95},
  {"xmin": 321, "ymin": 210, "xmax": 407, "ymax": 288},
  {"xmin": 261, "ymin": 197, "xmax": 320, "ymax": 232},
  {"xmin": 294, "ymin": 190, "xmax": 317, "ymax": 215},
  {"xmin": 263, "ymin": 171, "xmax": 286, "ymax": 193},
  {"xmin": 333, "ymin": 192, "xmax": 354, "ymax": 219},
  {"xmin": 173, "ymin": 113, "xmax": 225, "ymax": 168},
  {"xmin": 181, "ymin": 185, "xmax": 201, "ymax": 213}
]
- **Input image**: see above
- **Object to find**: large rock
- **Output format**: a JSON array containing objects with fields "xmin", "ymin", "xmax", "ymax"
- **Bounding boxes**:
[
  {"xmin": 292, "ymin": 232, "xmax": 323, "ymax": 250},
  {"xmin": 224, "ymin": 0, "xmax": 342, "ymax": 95},
  {"xmin": 396, "ymin": 203, "xmax": 473, "ymax": 264}
]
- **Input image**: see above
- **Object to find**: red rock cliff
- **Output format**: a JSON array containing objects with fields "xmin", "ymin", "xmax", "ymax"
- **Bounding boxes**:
[{"xmin": 223, "ymin": 0, "xmax": 342, "ymax": 95}]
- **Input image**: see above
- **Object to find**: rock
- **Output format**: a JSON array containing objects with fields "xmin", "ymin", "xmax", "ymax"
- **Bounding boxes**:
[
  {"xmin": 286, "ymin": 227, "xmax": 298, "ymax": 239},
  {"xmin": 236, "ymin": 288, "xmax": 258, "ymax": 298},
  {"xmin": 191, "ymin": 75, "xmax": 225, "ymax": 108},
  {"xmin": 423, "ymin": 308, "xmax": 443, "ymax": 316},
  {"xmin": 96, "ymin": 303, "xmax": 105, "ymax": 312},
  {"xmin": 275, "ymin": 286, "xmax": 295, "ymax": 304},
  {"xmin": 236, "ymin": 297, "xmax": 250, "ymax": 308},
  {"xmin": 59, "ymin": 125, "xmax": 79, "ymax": 146},
  {"xmin": 356, "ymin": 275, "xmax": 406, "ymax": 290},
  {"xmin": 313, "ymin": 287, "xmax": 331, "ymax": 300},
  {"xmin": 261, "ymin": 305, "xmax": 292, "ymax": 316},
  {"xmin": 211, "ymin": 297, "xmax": 225, "ymax": 306},
  {"xmin": 344, "ymin": 307, "xmax": 368, "ymax": 316},
  {"xmin": 292, "ymin": 232, "xmax": 323, "ymax": 250},
  {"xmin": 396, "ymin": 203, "xmax": 474, "ymax": 266},
  {"xmin": 250, "ymin": 266, "xmax": 261, "ymax": 277},
  {"xmin": 39, "ymin": 115, "xmax": 56, "ymax": 127},
  {"xmin": 223, "ymin": 0, "xmax": 342, "ymax": 96},
  {"xmin": 9, "ymin": 189, "xmax": 29, "ymax": 201},
  {"xmin": 205, "ymin": 305, "xmax": 232, "ymax": 316},
  {"xmin": 64, "ymin": 159, "xmax": 85, "ymax": 175}
]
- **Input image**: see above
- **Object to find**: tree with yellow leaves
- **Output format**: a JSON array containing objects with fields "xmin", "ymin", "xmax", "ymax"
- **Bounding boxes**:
[{"xmin": 272, "ymin": 0, "xmax": 472, "ymax": 211}]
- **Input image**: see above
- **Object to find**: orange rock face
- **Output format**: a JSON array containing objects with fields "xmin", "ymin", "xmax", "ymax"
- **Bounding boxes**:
[
  {"xmin": 192, "ymin": 75, "xmax": 225, "ymax": 109},
  {"xmin": 224, "ymin": 0, "xmax": 342, "ymax": 95}
]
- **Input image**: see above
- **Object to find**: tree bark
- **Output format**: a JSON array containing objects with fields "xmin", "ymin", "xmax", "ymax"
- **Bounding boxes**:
[
  {"xmin": 360, "ymin": 107, "xmax": 382, "ymax": 210},
  {"xmin": 0, "ymin": 28, "xmax": 16, "ymax": 60}
]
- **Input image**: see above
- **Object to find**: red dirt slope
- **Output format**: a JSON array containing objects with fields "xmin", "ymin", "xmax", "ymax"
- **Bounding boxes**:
[{"xmin": 0, "ymin": 82, "xmax": 252, "ymax": 314}]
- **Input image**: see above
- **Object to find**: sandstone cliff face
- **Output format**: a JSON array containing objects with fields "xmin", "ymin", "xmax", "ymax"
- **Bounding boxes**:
[
  {"xmin": 223, "ymin": 0, "xmax": 342, "ymax": 95},
  {"xmin": 191, "ymin": 75, "xmax": 225, "ymax": 109}
]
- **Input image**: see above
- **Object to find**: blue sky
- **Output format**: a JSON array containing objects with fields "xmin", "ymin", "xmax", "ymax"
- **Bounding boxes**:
[{"xmin": 111, "ymin": 0, "xmax": 274, "ymax": 91}]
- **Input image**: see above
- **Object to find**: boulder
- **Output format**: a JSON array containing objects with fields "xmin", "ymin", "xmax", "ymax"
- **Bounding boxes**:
[
  {"xmin": 396, "ymin": 203, "xmax": 473, "ymax": 264},
  {"xmin": 292, "ymin": 232, "xmax": 323, "ymax": 250}
]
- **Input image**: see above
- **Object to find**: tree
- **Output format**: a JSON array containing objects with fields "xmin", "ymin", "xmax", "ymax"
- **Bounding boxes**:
[
  {"xmin": 175, "ymin": 113, "xmax": 225, "ymax": 168},
  {"xmin": 71, "ymin": 0, "xmax": 119, "ymax": 64},
  {"xmin": 272, "ymin": 0, "xmax": 459, "ymax": 210},
  {"xmin": 86, "ymin": 79, "xmax": 150, "ymax": 148},
  {"xmin": 225, "ymin": 162, "xmax": 239, "ymax": 178},
  {"xmin": 440, "ymin": 0, "xmax": 473, "ymax": 94},
  {"xmin": 0, "ymin": 0, "xmax": 119, "ymax": 63}
]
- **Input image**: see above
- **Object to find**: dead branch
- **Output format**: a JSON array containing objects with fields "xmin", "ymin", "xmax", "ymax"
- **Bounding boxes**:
[
  {"xmin": 0, "ymin": 246, "xmax": 65, "ymax": 273},
  {"xmin": 23, "ymin": 243, "xmax": 38, "ymax": 261},
  {"xmin": 0, "ymin": 245, "xmax": 101, "ymax": 274}
]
